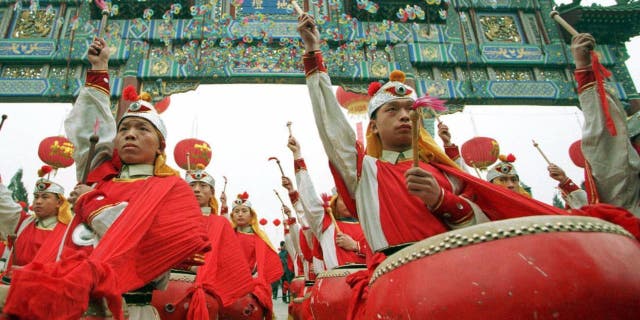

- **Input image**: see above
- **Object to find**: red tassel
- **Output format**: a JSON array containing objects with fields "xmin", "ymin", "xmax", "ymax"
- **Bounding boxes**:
[
  {"xmin": 506, "ymin": 153, "xmax": 516, "ymax": 163},
  {"xmin": 321, "ymin": 193, "xmax": 332, "ymax": 208},
  {"xmin": 123, "ymin": 85, "xmax": 139, "ymax": 102},
  {"xmin": 591, "ymin": 51, "xmax": 617, "ymax": 136},
  {"xmin": 38, "ymin": 165, "xmax": 53, "ymax": 177},
  {"xmin": 368, "ymin": 82, "xmax": 382, "ymax": 96}
]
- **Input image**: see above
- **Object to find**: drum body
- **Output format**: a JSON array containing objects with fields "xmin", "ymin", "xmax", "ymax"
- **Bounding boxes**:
[
  {"xmin": 219, "ymin": 294, "xmax": 264, "ymax": 320},
  {"xmin": 152, "ymin": 270, "xmax": 220, "ymax": 320},
  {"xmin": 289, "ymin": 276, "xmax": 306, "ymax": 300},
  {"xmin": 309, "ymin": 265, "xmax": 366, "ymax": 320},
  {"xmin": 364, "ymin": 216, "xmax": 640, "ymax": 319},
  {"xmin": 288, "ymin": 280, "xmax": 314, "ymax": 320}
]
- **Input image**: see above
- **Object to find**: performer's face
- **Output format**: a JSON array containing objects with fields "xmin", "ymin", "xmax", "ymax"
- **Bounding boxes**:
[
  {"xmin": 334, "ymin": 195, "xmax": 352, "ymax": 218},
  {"xmin": 370, "ymin": 99, "xmax": 414, "ymax": 152},
  {"xmin": 32, "ymin": 192, "xmax": 61, "ymax": 220},
  {"xmin": 232, "ymin": 205, "xmax": 252, "ymax": 227},
  {"xmin": 115, "ymin": 117, "xmax": 161, "ymax": 165},
  {"xmin": 190, "ymin": 181, "xmax": 214, "ymax": 208},
  {"xmin": 491, "ymin": 175, "xmax": 519, "ymax": 192}
]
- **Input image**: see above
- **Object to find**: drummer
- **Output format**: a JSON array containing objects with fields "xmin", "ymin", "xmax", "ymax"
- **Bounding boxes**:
[
  {"xmin": 180, "ymin": 168, "xmax": 254, "ymax": 316},
  {"xmin": 486, "ymin": 154, "xmax": 531, "ymax": 197},
  {"xmin": 296, "ymin": 13, "xmax": 640, "ymax": 318},
  {"xmin": 283, "ymin": 135, "xmax": 367, "ymax": 270}
]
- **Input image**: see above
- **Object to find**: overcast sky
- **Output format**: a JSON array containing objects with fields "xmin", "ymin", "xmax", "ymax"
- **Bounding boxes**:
[{"xmin": 0, "ymin": 0, "xmax": 636, "ymax": 245}]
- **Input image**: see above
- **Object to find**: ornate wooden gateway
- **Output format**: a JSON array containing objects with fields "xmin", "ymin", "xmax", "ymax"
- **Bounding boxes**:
[{"xmin": 0, "ymin": 0, "xmax": 638, "ymax": 116}]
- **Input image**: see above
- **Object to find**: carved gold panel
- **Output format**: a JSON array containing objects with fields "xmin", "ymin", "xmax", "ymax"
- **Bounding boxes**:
[
  {"xmin": 479, "ymin": 15, "xmax": 521, "ymax": 43},
  {"xmin": 13, "ymin": 9, "xmax": 55, "ymax": 38}
]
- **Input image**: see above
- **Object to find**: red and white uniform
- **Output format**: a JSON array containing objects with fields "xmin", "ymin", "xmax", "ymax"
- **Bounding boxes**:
[
  {"xmin": 292, "ymin": 158, "xmax": 366, "ymax": 269},
  {"xmin": 3, "ymin": 70, "xmax": 210, "ymax": 320},
  {"xmin": 235, "ymin": 227, "xmax": 283, "ymax": 320},
  {"xmin": 575, "ymin": 66, "xmax": 640, "ymax": 216}
]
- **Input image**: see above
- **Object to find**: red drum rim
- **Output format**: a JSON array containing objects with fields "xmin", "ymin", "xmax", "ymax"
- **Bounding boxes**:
[
  {"xmin": 370, "ymin": 215, "xmax": 633, "ymax": 284},
  {"xmin": 316, "ymin": 264, "xmax": 367, "ymax": 279},
  {"xmin": 168, "ymin": 270, "xmax": 196, "ymax": 282}
]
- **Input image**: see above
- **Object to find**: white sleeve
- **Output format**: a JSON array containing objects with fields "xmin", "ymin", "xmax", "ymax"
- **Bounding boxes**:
[
  {"xmin": 305, "ymin": 71, "xmax": 359, "ymax": 198},
  {"xmin": 565, "ymin": 189, "xmax": 589, "ymax": 210},
  {"xmin": 295, "ymin": 167, "xmax": 326, "ymax": 239},
  {"xmin": 291, "ymin": 195, "xmax": 310, "ymax": 229},
  {"xmin": 64, "ymin": 86, "xmax": 116, "ymax": 182},
  {"xmin": 0, "ymin": 183, "xmax": 20, "ymax": 240},
  {"xmin": 580, "ymin": 86, "xmax": 640, "ymax": 216}
]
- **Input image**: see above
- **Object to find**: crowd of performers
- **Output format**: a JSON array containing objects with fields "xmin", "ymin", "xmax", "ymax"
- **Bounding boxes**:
[{"xmin": 0, "ymin": 12, "xmax": 638, "ymax": 320}]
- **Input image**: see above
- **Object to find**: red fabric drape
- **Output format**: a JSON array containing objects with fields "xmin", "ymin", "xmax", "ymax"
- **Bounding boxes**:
[
  {"xmin": 252, "ymin": 233, "xmax": 284, "ymax": 320},
  {"xmin": 436, "ymin": 163, "xmax": 640, "ymax": 240},
  {"xmin": 186, "ymin": 215, "xmax": 254, "ymax": 319},
  {"xmin": 4, "ymin": 174, "xmax": 210, "ymax": 320}
]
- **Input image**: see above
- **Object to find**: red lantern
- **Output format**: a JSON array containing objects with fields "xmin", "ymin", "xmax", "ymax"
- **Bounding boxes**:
[
  {"xmin": 155, "ymin": 96, "xmax": 170, "ymax": 114},
  {"xmin": 461, "ymin": 137, "xmax": 500, "ymax": 169},
  {"xmin": 173, "ymin": 138, "xmax": 212, "ymax": 170},
  {"xmin": 273, "ymin": 219, "xmax": 281, "ymax": 227},
  {"xmin": 259, "ymin": 218, "xmax": 268, "ymax": 226},
  {"xmin": 569, "ymin": 140, "xmax": 586, "ymax": 168},
  {"xmin": 38, "ymin": 136, "xmax": 75, "ymax": 169},
  {"xmin": 336, "ymin": 87, "xmax": 370, "ymax": 117}
]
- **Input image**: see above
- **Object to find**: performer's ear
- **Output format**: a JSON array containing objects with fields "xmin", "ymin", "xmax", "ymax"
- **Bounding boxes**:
[{"xmin": 369, "ymin": 120, "xmax": 378, "ymax": 134}]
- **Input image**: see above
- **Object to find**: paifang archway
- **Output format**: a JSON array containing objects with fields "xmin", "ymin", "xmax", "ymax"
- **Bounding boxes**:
[{"xmin": 0, "ymin": 0, "xmax": 638, "ymax": 118}]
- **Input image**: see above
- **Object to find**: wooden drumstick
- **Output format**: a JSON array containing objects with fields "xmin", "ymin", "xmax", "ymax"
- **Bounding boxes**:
[
  {"xmin": 328, "ymin": 208, "xmax": 342, "ymax": 234},
  {"xmin": 532, "ymin": 139, "xmax": 552, "ymax": 165},
  {"xmin": 268, "ymin": 156, "xmax": 286, "ymax": 176},
  {"xmin": 427, "ymin": 107, "xmax": 442, "ymax": 124},
  {"xmin": 291, "ymin": 0, "xmax": 304, "ymax": 16},
  {"xmin": 0, "ymin": 114, "xmax": 7, "ymax": 133},
  {"xmin": 81, "ymin": 119, "xmax": 100, "ymax": 184},
  {"xmin": 223, "ymin": 176, "xmax": 228, "ymax": 194},
  {"xmin": 550, "ymin": 11, "xmax": 578, "ymax": 37},
  {"xmin": 410, "ymin": 108, "xmax": 421, "ymax": 167},
  {"xmin": 287, "ymin": 121, "xmax": 292, "ymax": 136},
  {"xmin": 274, "ymin": 189, "xmax": 286, "ymax": 207},
  {"xmin": 98, "ymin": 9, "xmax": 109, "ymax": 39},
  {"xmin": 81, "ymin": 134, "xmax": 99, "ymax": 185}
]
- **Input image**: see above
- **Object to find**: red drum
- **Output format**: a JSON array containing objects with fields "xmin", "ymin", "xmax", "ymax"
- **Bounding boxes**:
[
  {"xmin": 364, "ymin": 216, "xmax": 640, "ymax": 319},
  {"xmin": 219, "ymin": 294, "xmax": 264, "ymax": 320},
  {"xmin": 152, "ymin": 270, "xmax": 220, "ymax": 320},
  {"xmin": 309, "ymin": 264, "xmax": 366, "ymax": 320},
  {"xmin": 288, "ymin": 280, "xmax": 315, "ymax": 320},
  {"xmin": 289, "ymin": 276, "xmax": 306, "ymax": 300}
]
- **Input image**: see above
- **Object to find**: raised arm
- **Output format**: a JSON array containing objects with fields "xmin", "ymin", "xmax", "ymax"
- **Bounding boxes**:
[
  {"xmin": 287, "ymin": 135, "xmax": 326, "ymax": 238},
  {"xmin": 282, "ymin": 175, "xmax": 309, "ymax": 229},
  {"xmin": 572, "ymin": 33, "xmax": 640, "ymax": 215},
  {"xmin": 64, "ymin": 37, "xmax": 116, "ymax": 182},
  {"xmin": 548, "ymin": 163, "xmax": 588, "ymax": 209},
  {"xmin": 297, "ymin": 14, "xmax": 359, "ymax": 198}
]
